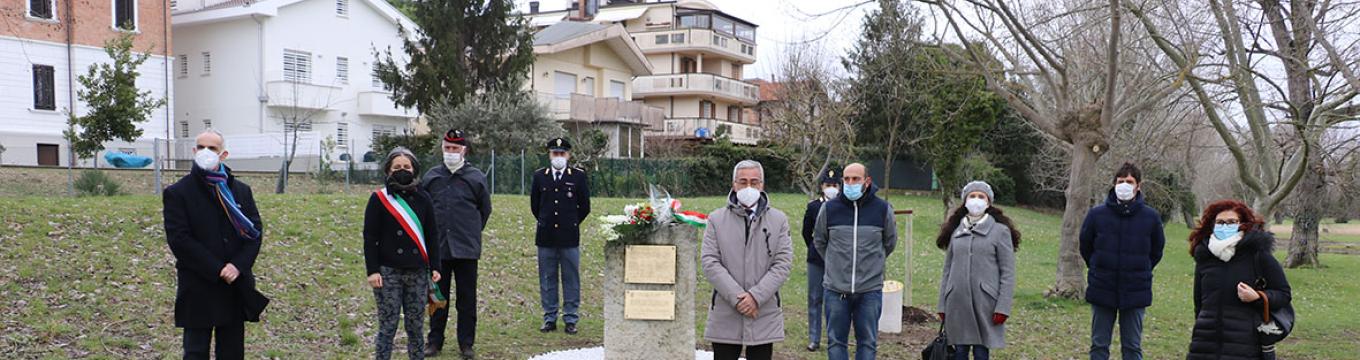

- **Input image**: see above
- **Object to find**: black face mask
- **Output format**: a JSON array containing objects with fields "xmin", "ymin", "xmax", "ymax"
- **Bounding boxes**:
[{"xmin": 387, "ymin": 169, "xmax": 418, "ymax": 192}]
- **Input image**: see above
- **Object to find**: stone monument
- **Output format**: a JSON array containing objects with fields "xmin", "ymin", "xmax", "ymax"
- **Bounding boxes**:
[{"xmin": 602, "ymin": 223, "xmax": 698, "ymax": 360}]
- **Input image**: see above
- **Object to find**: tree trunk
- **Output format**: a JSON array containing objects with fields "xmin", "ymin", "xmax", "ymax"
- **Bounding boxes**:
[
  {"xmin": 1284, "ymin": 151, "xmax": 1324, "ymax": 267},
  {"xmin": 1048, "ymin": 140, "xmax": 1101, "ymax": 299}
]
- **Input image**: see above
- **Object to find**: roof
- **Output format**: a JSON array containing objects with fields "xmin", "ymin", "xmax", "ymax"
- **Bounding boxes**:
[
  {"xmin": 173, "ymin": 0, "xmax": 418, "ymax": 33},
  {"xmin": 532, "ymin": 21, "xmax": 653, "ymax": 75}
]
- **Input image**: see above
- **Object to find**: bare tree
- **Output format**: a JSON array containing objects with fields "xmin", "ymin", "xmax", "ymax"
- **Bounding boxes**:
[
  {"xmin": 272, "ymin": 78, "xmax": 341, "ymax": 194},
  {"xmin": 921, "ymin": 0, "xmax": 1179, "ymax": 298},
  {"xmin": 1127, "ymin": 0, "xmax": 1360, "ymax": 267},
  {"xmin": 764, "ymin": 41, "xmax": 857, "ymax": 197}
]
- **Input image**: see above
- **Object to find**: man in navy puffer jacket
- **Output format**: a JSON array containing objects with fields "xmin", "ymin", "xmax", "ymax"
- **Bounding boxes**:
[{"xmin": 1080, "ymin": 162, "xmax": 1166, "ymax": 360}]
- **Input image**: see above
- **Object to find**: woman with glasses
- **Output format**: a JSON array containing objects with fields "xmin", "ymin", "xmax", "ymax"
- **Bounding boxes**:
[{"xmin": 1186, "ymin": 199, "xmax": 1292, "ymax": 360}]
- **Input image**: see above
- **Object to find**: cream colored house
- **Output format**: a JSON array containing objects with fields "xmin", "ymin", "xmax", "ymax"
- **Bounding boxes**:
[
  {"xmin": 525, "ymin": 0, "xmax": 762, "ymax": 146},
  {"xmin": 528, "ymin": 21, "xmax": 663, "ymax": 158}
]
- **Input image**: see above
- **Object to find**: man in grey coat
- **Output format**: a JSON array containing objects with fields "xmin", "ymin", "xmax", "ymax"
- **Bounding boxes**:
[
  {"xmin": 701, "ymin": 160, "xmax": 794, "ymax": 360},
  {"xmin": 422, "ymin": 129, "xmax": 492, "ymax": 359},
  {"xmin": 814, "ymin": 163, "xmax": 897, "ymax": 360}
]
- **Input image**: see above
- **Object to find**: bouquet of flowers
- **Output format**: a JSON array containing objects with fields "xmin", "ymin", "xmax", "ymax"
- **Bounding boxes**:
[{"xmin": 598, "ymin": 185, "xmax": 707, "ymax": 245}]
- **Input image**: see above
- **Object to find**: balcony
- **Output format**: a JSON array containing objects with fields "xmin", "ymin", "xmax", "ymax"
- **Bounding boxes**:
[
  {"xmin": 649, "ymin": 117, "xmax": 761, "ymax": 146},
  {"xmin": 632, "ymin": 73, "xmax": 760, "ymax": 105},
  {"xmin": 265, "ymin": 80, "xmax": 343, "ymax": 110},
  {"xmin": 357, "ymin": 91, "xmax": 415, "ymax": 118},
  {"xmin": 633, "ymin": 28, "xmax": 756, "ymax": 64},
  {"xmin": 536, "ymin": 92, "xmax": 665, "ymax": 128}
]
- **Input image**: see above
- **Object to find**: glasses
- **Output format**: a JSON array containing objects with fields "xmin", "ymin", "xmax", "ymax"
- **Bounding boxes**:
[{"xmin": 1214, "ymin": 219, "xmax": 1241, "ymax": 225}]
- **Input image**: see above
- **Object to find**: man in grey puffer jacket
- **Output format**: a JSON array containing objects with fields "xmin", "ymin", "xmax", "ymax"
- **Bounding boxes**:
[{"xmin": 813, "ymin": 163, "xmax": 897, "ymax": 360}]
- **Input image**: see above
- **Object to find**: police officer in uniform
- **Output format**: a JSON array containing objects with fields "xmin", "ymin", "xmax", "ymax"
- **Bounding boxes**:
[{"xmin": 530, "ymin": 137, "xmax": 591, "ymax": 334}]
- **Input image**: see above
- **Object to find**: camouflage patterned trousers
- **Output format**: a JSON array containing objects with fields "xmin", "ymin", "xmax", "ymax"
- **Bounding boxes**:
[{"xmin": 373, "ymin": 266, "xmax": 429, "ymax": 360}]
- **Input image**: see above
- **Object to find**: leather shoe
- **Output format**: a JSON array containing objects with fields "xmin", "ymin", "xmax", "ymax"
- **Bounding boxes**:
[
  {"xmin": 459, "ymin": 345, "xmax": 475, "ymax": 359},
  {"xmin": 540, "ymin": 321, "xmax": 557, "ymax": 333},
  {"xmin": 423, "ymin": 343, "xmax": 441, "ymax": 357},
  {"xmin": 564, "ymin": 323, "xmax": 578, "ymax": 335}
]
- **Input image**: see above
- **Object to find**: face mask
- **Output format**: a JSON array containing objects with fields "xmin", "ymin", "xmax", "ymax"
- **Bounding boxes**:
[
  {"xmin": 822, "ymin": 186, "xmax": 839, "ymax": 200},
  {"xmin": 843, "ymin": 183, "xmax": 864, "ymax": 201},
  {"xmin": 736, "ymin": 187, "xmax": 761, "ymax": 207},
  {"xmin": 1213, "ymin": 223, "xmax": 1240, "ymax": 240},
  {"xmin": 444, "ymin": 151, "xmax": 464, "ymax": 170},
  {"xmin": 551, "ymin": 156, "xmax": 567, "ymax": 170},
  {"xmin": 1115, "ymin": 182, "xmax": 1136, "ymax": 201},
  {"xmin": 388, "ymin": 169, "xmax": 415, "ymax": 186},
  {"xmin": 965, "ymin": 198, "xmax": 989, "ymax": 216},
  {"xmin": 194, "ymin": 148, "xmax": 221, "ymax": 171}
]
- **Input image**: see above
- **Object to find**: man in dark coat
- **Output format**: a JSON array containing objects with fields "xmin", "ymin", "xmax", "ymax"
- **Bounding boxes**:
[
  {"xmin": 801, "ymin": 167, "xmax": 839, "ymax": 352},
  {"xmin": 423, "ymin": 129, "xmax": 493, "ymax": 359},
  {"xmin": 530, "ymin": 137, "xmax": 591, "ymax": 335},
  {"xmin": 164, "ymin": 130, "xmax": 266, "ymax": 360},
  {"xmin": 1079, "ymin": 162, "xmax": 1166, "ymax": 360}
]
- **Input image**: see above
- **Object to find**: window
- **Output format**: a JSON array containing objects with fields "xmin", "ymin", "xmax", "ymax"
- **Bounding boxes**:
[
  {"xmin": 170, "ymin": 0, "xmax": 177, "ymax": 10},
  {"xmin": 114, "ymin": 0, "xmax": 136, "ymax": 31},
  {"xmin": 609, "ymin": 80, "xmax": 625, "ymax": 99},
  {"xmin": 735, "ymin": 23, "xmax": 755, "ymax": 42},
  {"xmin": 202, "ymin": 119, "xmax": 212, "ymax": 129},
  {"xmin": 284, "ymin": 120, "xmax": 312, "ymax": 132},
  {"xmin": 671, "ymin": 33, "xmax": 685, "ymax": 44},
  {"xmin": 582, "ymin": 77, "xmax": 595, "ymax": 96},
  {"xmin": 335, "ymin": 0, "xmax": 348, "ymax": 16},
  {"xmin": 728, "ymin": 106, "xmax": 740, "ymax": 122},
  {"xmin": 700, "ymin": 100, "xmax": 714, "ymax": 119},
  {"xmin": 713, "ymin": 16, "xmax": 734, "ymax": 36},
  {"xmin": 678, "ymin": 14, "xmax": 709, "ymax": 29},
  {"xmin": 337, "ymin": 122, "xmax": 349, "ymax": 146},
  {"xmin": 32, "ymin": 64, "xmax": 55, "ymax": 110},
  {"xmin": 655, "ymin": 34, "xmax": 668, "ymax": 45},
  {"xmin": 177, "ymin": 54, "xmax": 188, "ymax": 78},
  {"xmin": 372, "ymin": 64, "xmax": 385, "ymax": 89},
  {"xmin": 553, "ymin": 71, "xmax": 576, "ymax": 99},
  {"xmin": 201, "ymin": 52, "xmax": 211, "ymax": 76},
  {"xmin": 336, "ymin": 57, "xmax": 349, "ymax": 84},
  {"xmin": 29, "ymin": 0, "xmax": 55, "ymax": 20},
  {"xmin": 283, "ymin": 49, "xmax": 311, "ymax": 83},
  {"xmin": 178, "ymin": 120, "xmax": 189, "ymax": 138},
  {"xmin": 371, "ymin": 124, "xmax": 397, "ymax": 140}
]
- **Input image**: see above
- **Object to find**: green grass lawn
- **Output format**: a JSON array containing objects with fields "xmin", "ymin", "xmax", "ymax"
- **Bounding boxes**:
[{"xmin": 2, "ymin": 193, "xmax": 1357, "ymax": 359}]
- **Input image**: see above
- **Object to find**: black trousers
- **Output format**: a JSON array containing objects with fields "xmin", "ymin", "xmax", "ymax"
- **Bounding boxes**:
[
  {"xmin": 712, "ymin": 343, "xmax": 773, "ymax": 360},
  {"xmin": 183, "ymin": 323, "xmax": 244, "ymax": 360},
  {"xmin": 428, "ymin": 258, "xmax": 478, "ymax": 349}
]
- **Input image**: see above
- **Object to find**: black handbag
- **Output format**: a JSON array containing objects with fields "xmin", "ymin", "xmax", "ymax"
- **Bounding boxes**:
[
  {"xmin": 1252, "ymin": 251, "xmax": 1294, "ymax": 346},
  {"xmin": 922, "ymin": 322, "xmax": 954, "ymax": 360}
]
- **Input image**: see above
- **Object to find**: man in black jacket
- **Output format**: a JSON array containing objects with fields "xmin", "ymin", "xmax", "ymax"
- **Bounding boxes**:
[
  {"xmin": 423, "ymin": 129, "xmax": 493, "ymax": 359},
  {"xmin": 802, "ymin": 167, "xmax": 839, "ymax": 352},
  {"xmin": 530, "ymin": 138, "xmax": 591, "ymax": 335},
  {"xmin": 164, "ymin": 130, "xmax": 265, "ymax": 360}
]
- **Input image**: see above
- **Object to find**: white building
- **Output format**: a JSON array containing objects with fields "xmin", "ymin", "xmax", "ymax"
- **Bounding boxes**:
[
  {"xmin": 172, "ymin": 0, "xmax": 418, "ymax": 171},
  {"xmin": 1, "ymin": 0, "xmax": 174, "ymax": 167}
]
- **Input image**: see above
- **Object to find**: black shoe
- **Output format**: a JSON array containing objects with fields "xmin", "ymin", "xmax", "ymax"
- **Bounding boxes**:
[
  {"xmin": 540, "ymin": 321, "xmax": 557, "ymax": 333},
  {"xmin": 806, "ymin": 343, "xmax": 820, "ymax": 352},
  {"xmin": 459, "ymin": 345, "xmax": 475, "ymax": 359},
  {"xmin": 423, "ymin": 343, "xmax": 441, "ymax": 357},
  {"xmin": 564, "ymin": 323, "xmax": 578, "ymax": 335}
]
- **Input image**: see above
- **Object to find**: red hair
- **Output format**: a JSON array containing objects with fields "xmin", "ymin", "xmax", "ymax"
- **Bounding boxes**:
[{"xmin": 1188, "ymin": 199, "xmax": 1264, "ymax": 255}]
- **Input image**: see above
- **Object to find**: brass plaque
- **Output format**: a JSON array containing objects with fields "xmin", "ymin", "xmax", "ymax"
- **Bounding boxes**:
[
  {"xmin": 624, "ymin": 245, "xmax": 676, "ymax": 284},
  {"xmin": 624, "ymin": 290, "xmax": 675, "ymax": 320}
]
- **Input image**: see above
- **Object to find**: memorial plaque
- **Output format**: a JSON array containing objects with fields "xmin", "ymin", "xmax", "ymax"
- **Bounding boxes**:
[
  {"xmin": 624, "ymin": 290, "xmax": 675, "ymax": 320},
  {"xmin": 624, "ymin": 245, "xmax": 676, "ymax": 284}
]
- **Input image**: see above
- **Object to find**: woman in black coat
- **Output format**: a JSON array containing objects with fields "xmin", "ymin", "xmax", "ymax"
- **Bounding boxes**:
[
  {"xmin": 1187, "ymin": 199, "xmax": 1291, "ymax": 360},
  {"xmin": 364, "ymin": 147, "xmax": 442, "ymax": 360}
]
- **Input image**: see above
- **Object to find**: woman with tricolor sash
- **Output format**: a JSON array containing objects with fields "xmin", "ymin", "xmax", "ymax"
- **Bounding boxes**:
[{"xmin": 364, "ymin": 147, "xmax": 445, "ymax": 360}]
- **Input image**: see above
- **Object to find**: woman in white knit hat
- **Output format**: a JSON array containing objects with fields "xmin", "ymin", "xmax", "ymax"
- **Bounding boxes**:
[{"xmin": 934, "ymin": 181, "xmax": 1022, "ymax": 360}]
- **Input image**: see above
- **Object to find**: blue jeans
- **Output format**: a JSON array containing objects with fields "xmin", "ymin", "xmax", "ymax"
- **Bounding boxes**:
[
  {"xmin": 954, "ymin": 345, "xmax": 990, "ymax": 360},
  {"xmin": 807, "ymin": 262, "xmax": 827, "ymax": 346},
  {"xmin": 825, "ymin": 289, "xmax": 882, "ymax": 360},
  {"xmin": 538, "ymin": 246, "xmax": 581, "ymax": 324},
  {"xmin": 1089, "ymin": 304, "xmax": 1144, "ymax": 360}
]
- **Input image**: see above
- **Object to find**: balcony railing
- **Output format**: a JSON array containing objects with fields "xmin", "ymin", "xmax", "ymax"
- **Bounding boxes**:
[
  {"xmin": 650, "ymin": 117, "xmax": 761, "ymax": 146},
  {"xmin": 632, "ymin": 28, "xmax": 756, "ymax": 63},
  {"xmin": 357, "ymin": 91, "xmax": 415, "ymax": 118},
  {"xmin": 536, "ymin": 92, "xmax": 664, "ymax": 128},
  {"xmin": 264, "ymin": 80, "xmax": 343, "ymax": 110},
  {"xmin": 632, "ymin": 73, "xmax": 760, "ymax": 105}
]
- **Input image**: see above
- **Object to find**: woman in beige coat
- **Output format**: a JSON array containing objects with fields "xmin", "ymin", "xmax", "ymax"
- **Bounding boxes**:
[{"xmin": 701, "ymin": 160, "xmax": 794, "ymax": 360}]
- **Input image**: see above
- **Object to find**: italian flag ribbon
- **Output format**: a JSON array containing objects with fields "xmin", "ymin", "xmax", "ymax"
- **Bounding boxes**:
[
  {"xmin": 374, "ymin": 188, "xmax": 447, "ymax": 313},
  {"xmin": 674, "ymin": 210, "xmax": 708, "ymax": 228}
]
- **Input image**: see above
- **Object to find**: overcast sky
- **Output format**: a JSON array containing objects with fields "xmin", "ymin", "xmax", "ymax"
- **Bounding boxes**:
[{"xmin": 514, "ymin": 0, "xmax": 876, "ymax": 80}]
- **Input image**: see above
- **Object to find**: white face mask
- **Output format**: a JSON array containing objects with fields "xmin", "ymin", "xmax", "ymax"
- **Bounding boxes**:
[
  {"xmin": 194, "ymin": 148, "xmax": 221, "ymax": 171},
  {"xmin": 822, "ymin": 186, "xmax": 839, "ymax": 200},
  {"xmin": 1115, "ymin": 182, "xmax": 1136, "ymax": 201},
  {"xmin": 965, "ymin": 198, "xmax": 989, "ymax": 216},
  {"xmin": 443, "ymin": 151, "xmax": 464, "ymax": 170},
  {"xmin": 550, "ymin": 156, "xmax": 567, "ymax": 170},
  {"xmin": 736, "ymin": 187, "xmax": 761, "ymax": 207}
]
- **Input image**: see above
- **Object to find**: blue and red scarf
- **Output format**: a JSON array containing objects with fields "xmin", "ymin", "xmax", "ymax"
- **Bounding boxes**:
[{"xmin": 203, "ymin": 166, "xmax": 261, "ymax": 240}]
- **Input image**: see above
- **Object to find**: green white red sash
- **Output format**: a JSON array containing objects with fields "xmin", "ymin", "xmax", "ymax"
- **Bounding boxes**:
[{"xmin": 375, "ymin": 188, "xmax": 429, "ymax": 263}]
